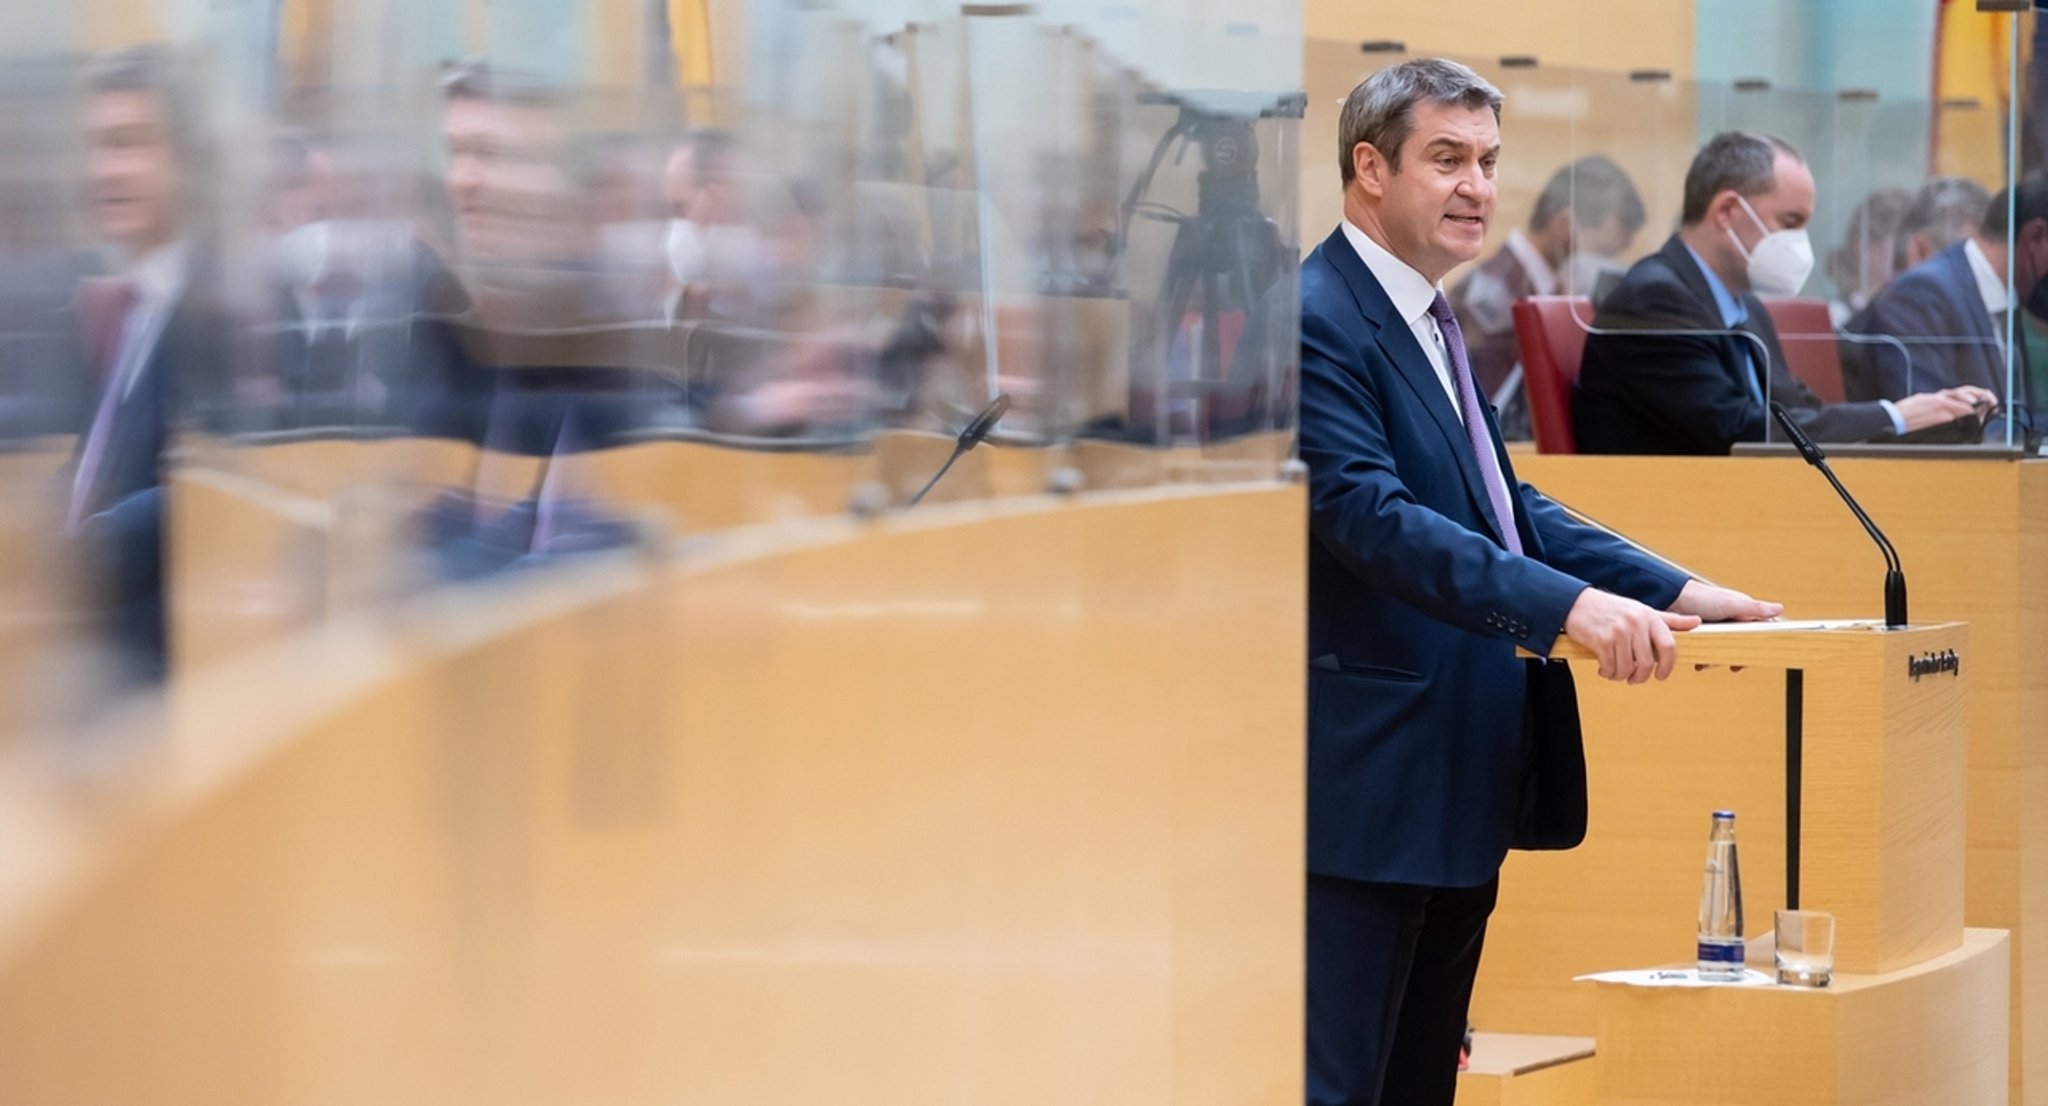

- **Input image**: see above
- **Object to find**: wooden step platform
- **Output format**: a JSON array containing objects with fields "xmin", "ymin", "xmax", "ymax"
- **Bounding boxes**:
[{"xmin": 1454, "ymin": 1033, "xmax": 1598, "ymax": 1106}]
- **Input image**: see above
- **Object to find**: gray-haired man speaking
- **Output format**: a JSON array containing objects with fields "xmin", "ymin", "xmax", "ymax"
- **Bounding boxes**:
[{"xmin": 1298, "ymin": 59, "xmax": 1777, "ymax": 1106}]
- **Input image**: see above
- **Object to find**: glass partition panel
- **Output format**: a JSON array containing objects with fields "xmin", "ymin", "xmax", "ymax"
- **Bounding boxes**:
[
  {"xmin": 1695, "ymin": 1, "xmax": 2020, "ymax": 454},
  {"xmin": 1, "ymin": 0, "xmax": 1306, "ymax": 704},
  {"xmin": 1305, "ymin": 5, "xmax": 2025, "ymax": 456},
  {"xmin": 0, "ymin": 3, "xmax": 1310, "ymax": 1102}
]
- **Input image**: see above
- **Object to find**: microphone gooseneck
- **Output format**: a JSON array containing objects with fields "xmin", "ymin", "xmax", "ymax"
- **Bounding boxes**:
[
  {"xmin": 906, "ymin": 393, "xmax": 1012, "ymax": 508},
  {"xmin": 1768, "ymin": 401, "xmax": 1907, "ymax": 627}
]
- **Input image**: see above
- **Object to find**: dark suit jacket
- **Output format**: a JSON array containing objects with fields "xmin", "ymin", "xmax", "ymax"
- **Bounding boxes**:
[
  {"xmin": 1299, "ymin": 225, "xmax": 1687, "ymax": 889},
  {"xmin": 69, "ymin": 280, "xmax": 232, "ymax": 678},
  {"xmin": 1842, "ymin": 241, "xmax": 2006, "ymax": 402},
  {"xmin": 1575, "ymin": 235, "xmax": 1896, "ymax": 454}
]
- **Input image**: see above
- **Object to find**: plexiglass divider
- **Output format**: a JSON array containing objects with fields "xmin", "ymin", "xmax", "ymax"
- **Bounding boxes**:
[
  {"xmin": 0, "ymin": 0, "xmax": 1307, "ymax": 699},
  {"xmin": 1307, "ymin": 6, "xmax": 2027, "ymax": 456}
]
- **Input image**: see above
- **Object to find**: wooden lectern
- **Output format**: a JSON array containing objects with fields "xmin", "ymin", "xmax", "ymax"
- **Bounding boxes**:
[{"xmin": 1484, "ymin": 622, "xmax": 2007, "ymax": 1104}]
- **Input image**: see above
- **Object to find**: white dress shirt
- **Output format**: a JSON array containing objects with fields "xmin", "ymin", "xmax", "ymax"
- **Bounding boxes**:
[
  {"xmin": 1965, "ymin": 237, "xmax": 2013, "ymax": 317},
  {"xmin": 1502, "ymin": 228, "xmax": 1559, "ymax": 296},
  {"xmin": 109, "ymin": 241, "xmax": 190, "ymax": 400},
  {"xmin": 1340, "ymin": 218, "xmax": 1463, "ymax": 421}
]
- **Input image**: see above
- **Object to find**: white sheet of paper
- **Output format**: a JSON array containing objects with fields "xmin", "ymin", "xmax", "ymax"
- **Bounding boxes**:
[
  {"xmin": 1685, "ymin": 619, "xmax": 1882, "ymax": 634},
  {"xmin": 1574, "ymin": 967, "xmax": 1778, "ymax": 988}
]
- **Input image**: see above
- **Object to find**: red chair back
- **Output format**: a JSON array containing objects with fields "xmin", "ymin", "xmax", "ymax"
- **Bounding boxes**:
[
  {"xmin": 1511, "ymin": 295, "xmax": 1594, "ymax": 454},
  {"xmin": 1759, "ymin": 296, "xmax": 1845, "ymax": 404}
]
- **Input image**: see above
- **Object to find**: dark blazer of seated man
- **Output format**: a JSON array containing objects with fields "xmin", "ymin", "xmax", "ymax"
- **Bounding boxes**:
[
  {"xmin": 1302, "ymin": 60, "xmax": 1783, "ymax": 1106},
  {"xmin": 1841, "ymin": 176, "xmax": 2048, "ymax": 430},
  {"xmin": 1575, "ymin": 131, "xmax": 1992, "ymax": 455}
]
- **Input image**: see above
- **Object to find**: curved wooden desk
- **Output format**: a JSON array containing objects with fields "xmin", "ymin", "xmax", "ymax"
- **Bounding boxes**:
[{"xmin": 0, "ymin": 484, "xmax": 1305, "ymax": 1106}]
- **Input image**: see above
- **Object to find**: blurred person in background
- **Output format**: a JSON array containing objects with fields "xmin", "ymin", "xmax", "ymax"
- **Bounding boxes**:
[
  {"xmin": 1554, "ymin": 158, "xmax": 1647, "ymax": 302},
  {"xmin": 1837, "ymin": 177, "xmax": 1988, "ymax": 407},
  {"xmin": 430, "ymin": 58, "xmax": 681, "ymax": 454},
  {"xmin": 441, "ymin": 61, "xmax": 597, "ymax": 329},
  {"xmin": 588, "ymin": 130, "xmax": 674, "ymax": 323},
  {"xmin": 406, "ymin": 60, "xmax": 683, "ymax": 579},
  {"xmin": 249, "ymin": 120, "xmax": 481, "ymax": 437},
  {"xmin": 1823, "ymin": 186, "xmax": 1910, "ymax": 328},
  {"xmin": 1895, "ymin": 175, "xmax": 1991, "ymax": 274},
  {"xmin": 663, "ymin": 128, "xmax": 875, "ymax": 437},
  {"xmin": 65, "ymin": 45, "xmax": 234, "ymax": 683},
  {"xmin": 256, "ymin": 129, "xmax": 403, "ymax": 429},
  {"xmin": 1839, "ymin": 175, "xmax": 2048, "ymax": 441},
  {"xmin": 1447, "ymin": 154, "xmax": 1643, "ymax": 439},
  {"xmin": 662, "ymin": 126, "xmax": 740, "ymax": 322}
]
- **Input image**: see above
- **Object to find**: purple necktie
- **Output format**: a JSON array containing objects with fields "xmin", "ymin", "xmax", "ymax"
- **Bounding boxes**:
[{"xmin": 1428, "ymin": 292, "xmax": 1523, "ymax": 555}]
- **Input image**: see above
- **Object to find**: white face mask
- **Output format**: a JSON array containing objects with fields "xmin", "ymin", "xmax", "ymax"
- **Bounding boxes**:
[
  {"xmin": 1727, "ymin": 195, "xmax": 1813, "ymax": 296},
  {"xmin": 666, "ymin": 218, "xmax": 706, "ymax": 285},
  {"xmin": 1561, "ymin": 252, "xmax": 1625, "ymax": 297}
]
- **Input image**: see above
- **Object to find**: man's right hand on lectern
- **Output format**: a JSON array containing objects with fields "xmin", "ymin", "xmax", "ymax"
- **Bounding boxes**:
[{"xmin": 1561, "ymin": 588, "xmax": 1701, "ymax": 685}]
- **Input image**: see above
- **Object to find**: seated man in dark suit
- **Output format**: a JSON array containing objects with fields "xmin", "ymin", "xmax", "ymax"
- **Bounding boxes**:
[
  {"xmin": 1575, "ymin": 131, "xmax": 1994, "ymax": 455},
  {"xmin": 243, "ymin": 130, "xmax": 484, "ymax": 435},
  {"xmin": 1896, "ymin": 176, "xmax": 1991, "ymax": 274},
  {"xmin": 1840, "ymin": 175, "xmax": 2047, "ymax": 436}
]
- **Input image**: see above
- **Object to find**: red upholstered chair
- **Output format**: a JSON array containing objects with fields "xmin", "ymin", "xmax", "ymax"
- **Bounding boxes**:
[
  {"xmin": 1511, "ymin": 295, "xmax": 1594, "ymax": 454},
  {"xmin": 1759, "ymin": 296, "xmax": 1845, "ymax": 404}
]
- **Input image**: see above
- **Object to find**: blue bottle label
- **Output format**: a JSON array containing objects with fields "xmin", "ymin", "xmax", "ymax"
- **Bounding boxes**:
[{"xmin": 1697, "ymin": 940, "xmax": 1744, "ymax": 964}]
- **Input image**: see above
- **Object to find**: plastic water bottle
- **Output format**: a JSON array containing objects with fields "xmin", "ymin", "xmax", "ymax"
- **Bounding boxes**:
[{"xmin": 1697, "ymin": 811, "xmax": 1745, "ymax": 980}]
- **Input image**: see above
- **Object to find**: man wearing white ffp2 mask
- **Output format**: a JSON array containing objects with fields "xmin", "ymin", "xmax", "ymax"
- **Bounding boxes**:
[
  {"xmin": 1727, "ymin": 193, "xmax": 1814, "ymax": 297},
  {"xmin": 1574, "ymin": 130, "xmax": 1997, "ymax": 455}
]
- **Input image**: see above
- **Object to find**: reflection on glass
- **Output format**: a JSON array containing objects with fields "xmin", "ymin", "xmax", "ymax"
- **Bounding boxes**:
[
  {"xmin": 1298, "ymin": 7, "xmax": 2022, "ymax": 456},
  {"xmin": 0, "ymin": 0, "xmax": 1304, "ymax": 723}
]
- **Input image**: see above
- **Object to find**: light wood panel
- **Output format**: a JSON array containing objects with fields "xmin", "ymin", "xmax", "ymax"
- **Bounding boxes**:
[
  {"xmin": 1454, "ymin": 1033, "xmax": 1600, "ymax": 1106},
  {"xmin": 1517, "ymin": 453, "xmax": 2048, "ymax": 1105},
  {"xmin": 1483, "ymin": 623, "xmax": 1969, "ymax": 1037},
  {"xmin": 1588, "ymin": 927, "xmax": 2009, "ymax": 1106},
  {"xmin": 2024, "ymin": 466, "xmax": 2048, "ymax": 1106},
  {"xmin": 177, "ymin": 436, "xmax": 486, "ymax": 503},
  {"xmin": 168, "ymin": 468, "xmax": 332, "ymax": 671},
  {"xmin": 1304, "ymin": 1, "xmax": 1696, "ymax": 75},
  {"xmin": 165, "ymin": 434, "xmax": 1297, "ymax": 671},
  {"xmin": 180, "ymin": 432, "xmax": 1293, "ymax": 537},
  {"xmin": 0, "ymin": 484, "xmax": 1306, "ymax": 1105},
  {"xmin": 0, "ymin": 441, "xmax": 77, "ymax": 739},
  {"xmin": 569, "ymin": 439, "xmax": 871, "ymax": 528}
]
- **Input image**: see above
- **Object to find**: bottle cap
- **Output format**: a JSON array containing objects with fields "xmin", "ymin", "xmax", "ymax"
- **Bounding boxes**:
[{"xmin": 1714, "ymin": 810, "xmax": 1736, "ymax": 820}]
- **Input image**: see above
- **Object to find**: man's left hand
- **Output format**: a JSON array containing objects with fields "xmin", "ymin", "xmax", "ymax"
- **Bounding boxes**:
[{"xmin": 1669, "ymin": 580, "xmax": 1782, "ymax": 623}]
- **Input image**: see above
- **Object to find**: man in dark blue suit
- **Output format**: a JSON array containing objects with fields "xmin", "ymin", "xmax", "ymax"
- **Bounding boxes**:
[
  {"xmin": 1300, "ymin": 60, "xmax": 1783, "ymax": 1106},
  {"xmin": 64, "ymin": 46, "xmax": 235, "ymax": 684},
  {"xmin": 1841, "ymin": 176, "xmax": 2048, "ymax": 435}
]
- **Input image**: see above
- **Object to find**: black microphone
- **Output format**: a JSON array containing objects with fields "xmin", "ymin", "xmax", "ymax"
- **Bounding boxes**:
[
  {"xmin": 1768, "ymin": 401, "xmax": 1907, "ymax": 628},
  {"xmin": 906, "ymin": 393, "xmax": 1011, "ymax": 507}
]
